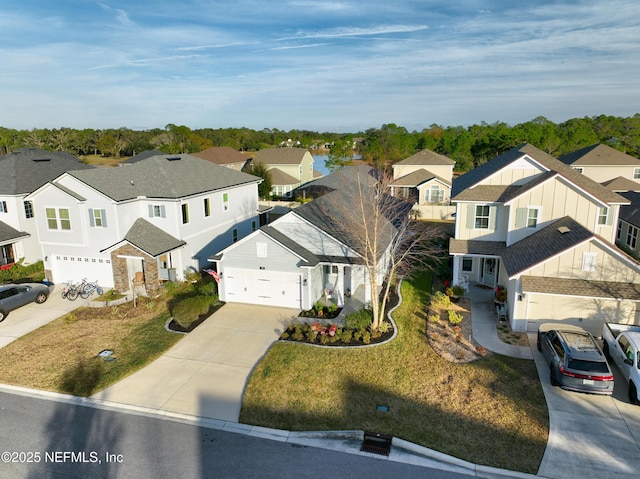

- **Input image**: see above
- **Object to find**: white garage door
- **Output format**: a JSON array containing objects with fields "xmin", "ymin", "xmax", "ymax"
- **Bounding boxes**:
[
  {"xmin": 224, "ymin": 268, "xmax": 302, "ymax": 308},
  {"xmin": 50, "ymin": 254, "xmax": 114, "ymax": 288}
]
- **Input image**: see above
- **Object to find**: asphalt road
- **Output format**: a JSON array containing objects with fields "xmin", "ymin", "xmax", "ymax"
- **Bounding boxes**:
[{"xmin": 0, "ymin": 391, "xmax": 474, "ymax": 479}]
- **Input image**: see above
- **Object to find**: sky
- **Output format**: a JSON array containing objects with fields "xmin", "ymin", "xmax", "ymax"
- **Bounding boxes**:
[{"xmin": 1, "ymin": 1, "xmax": 639, "ymax": 133}]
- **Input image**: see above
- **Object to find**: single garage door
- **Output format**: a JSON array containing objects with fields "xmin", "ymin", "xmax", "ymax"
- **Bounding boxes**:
[
  {"xmin": 50, "ymin": 254, "xmax": 114, "ymax": 288},
  {"xmin": 224, "ymin": 268, "xmax": 302, "ymax": 308}
]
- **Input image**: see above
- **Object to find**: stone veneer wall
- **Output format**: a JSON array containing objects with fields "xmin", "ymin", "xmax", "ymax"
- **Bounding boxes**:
[{"xmin": 110, "ymin": 244, "xmax": 160, "ymax": 295}]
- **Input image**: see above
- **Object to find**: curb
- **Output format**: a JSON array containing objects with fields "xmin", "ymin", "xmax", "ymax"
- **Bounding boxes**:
[{"xmin": 0, "ymin": 383, "xmax": 538, "ymax": 478}]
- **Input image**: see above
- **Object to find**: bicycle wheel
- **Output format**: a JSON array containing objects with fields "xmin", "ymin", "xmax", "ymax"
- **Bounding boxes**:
[
  {"xmin": 67, "ymin": 288, "xmax": 79, "ymax": 301},
  {"xmin": 80, "ymin": 285, "xmax": 91, "ymax": 299},
  {"xmin": 96, "ymin": 287, "xmax": 104, "ymax": 295},
  {"xmin": 61, "ymin": 289, "xmax": 67, "ymax": 299}
]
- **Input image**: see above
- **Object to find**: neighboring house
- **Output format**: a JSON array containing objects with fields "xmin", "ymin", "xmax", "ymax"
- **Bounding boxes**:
[
  {"xmin": 0, "ymin": 148, "xmax": 92, "ymax": 266},
  {"xmin": 211, "ymin": 172, "xmax": 401, "ymax": 310},
  {"xmin": 123, "ymin": 150, "xmax": 165, "ymax": 163},
  {"xmin": 191, "ymin": 147, "xmax": 251, "ymax": 171},
  {"xmin": 26, "ymin": 154, "xmax": 262, "ymax": 294},
  {"xmin": 295, "ymin": 164, "xmax": 377, "ymax": 200},
  {"xmin": 616, "ymin": 191, "xmax": 640, "ymax": 258},
  {"xmin": 559, "ymin": 143, "xmax": 640, "ymax": 183},
  {"xmin": 252, "ymin": 148, "xmax": 319, "ymax": 197},
  {"xmin": 450, "ymin": 143, "xmax": 640, "ymax": 334},
  {"xmin": 390, "ymin": 148, "xmax": 455, "ymax": 204},
  {"xmin": 601, "ymin": 176, "xmax": 640, "ymax": 193}
]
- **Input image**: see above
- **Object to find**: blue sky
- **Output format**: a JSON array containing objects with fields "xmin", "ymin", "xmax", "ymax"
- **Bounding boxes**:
[{"xmin": 1, "ymin": 1, "xmax": 639, "ymax": 132}]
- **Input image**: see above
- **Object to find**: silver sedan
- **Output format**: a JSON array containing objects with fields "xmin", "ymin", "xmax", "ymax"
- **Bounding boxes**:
[{"xmin": 0, "ymin": 283, "xmax": 52, "ymax": 322}]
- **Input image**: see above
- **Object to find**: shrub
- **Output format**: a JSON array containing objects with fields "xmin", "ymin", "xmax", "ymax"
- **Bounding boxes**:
[
  {"xmin": 377, "ymin": 321, "xmax": 391, "ymax": 333},
  {"xmin": 328, "ymin": 303, "xmax": 337, "ymax": 313},
  {"xmin": 447, "ymin": 310, "xmax": 463, "ymax": 325},
  {"xmin": 197, "ymin": 282, "xmax": 218, "ymax": 297},
  {"xmin": 319, "ymin": 334, "xmax": 330, "ymax": 345},
  {"xmin": 431, "ymin": 291, "xmax": 450, "ymax": 308},
  {"xmin": 341, "ymin": 329, "xmax": 353, "ymax": 343},
  {"xmin": 306, "ymin": 329, "xmax": 318, "ymax": 342},
  {"xmin": 172, "ymin": 295, "xmax": 216, "ymax": 328},
  {"xmin": 313, "ymin": 301, "xmax": 324, "ymax": 313},
  {"xmin": 428, "ymin": 314, "xmax": 440, "ymax": 323},
  {"xmin": 279, "ymin": 331, "xmax": 290, "ymax": 340},
  {"xmin": 362, "ymin": 331, "xmax": 371, "ymax": 344},
  {"xmin": 0, "ymin": 259, "xmax": 45, "ymax": 283},
  {"xmin": 344, "ymin": 308, "xmax": 373, "ymax": 331},
  {"xmin": 292, "ymin": 326, "xmax": 304, "ymax": 341}
]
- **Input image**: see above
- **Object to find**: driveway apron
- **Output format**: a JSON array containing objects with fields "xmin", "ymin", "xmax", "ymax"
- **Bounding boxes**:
[
  {"xmin": 91, "ymin": 303, "xmax": 299, "ymax": 422},
  {"xmin": 0, "ymin": 285, "xmax": 94, "ymax": 348},
  {"xmin": 531, "ymin": 335, "xmax": 640, "ymax": 479}
]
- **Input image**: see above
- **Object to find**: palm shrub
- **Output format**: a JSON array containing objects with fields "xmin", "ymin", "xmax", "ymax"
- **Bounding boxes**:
[{"xmin": 344, "ymin": 308, "xmax": 373, "ymax": 331}]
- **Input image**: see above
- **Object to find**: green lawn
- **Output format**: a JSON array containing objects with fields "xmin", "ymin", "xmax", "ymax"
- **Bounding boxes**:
[{"xmin": 240, "ymin": 274, "xmax": 548, "ymax": 473}]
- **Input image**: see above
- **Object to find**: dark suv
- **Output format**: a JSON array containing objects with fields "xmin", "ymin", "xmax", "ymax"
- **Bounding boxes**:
[{"xmin": 537, "ymin": 323, "xmax": 614, "ymax": 395}]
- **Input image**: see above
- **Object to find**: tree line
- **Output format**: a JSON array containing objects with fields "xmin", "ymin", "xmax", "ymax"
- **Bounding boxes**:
[{"xmin": 1, "ymin": 114, "xmax": 638, "ymax": 174}]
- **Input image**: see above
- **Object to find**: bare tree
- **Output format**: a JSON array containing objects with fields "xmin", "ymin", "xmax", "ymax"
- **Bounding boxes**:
[{"xmin": 312, "ymin": 166, "xmax": 445, "ymax": 329}]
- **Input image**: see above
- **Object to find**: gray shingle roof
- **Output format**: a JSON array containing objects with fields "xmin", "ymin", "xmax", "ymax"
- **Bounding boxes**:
[
  {"xmin": 559, "ymin": 144, "xmax": 640, "ymax": 167},
  {"xmin": 390, "ymin": 168, "xmax": 451, "ymax": 187},
  {"xmin": 254, "ymin": 148, "xmax": 309, "ymax": 165},
  {"xmin": 268, "ymin": 168, "xmax": 300, "ymax": 186},
  {"xmin": 501, "ymin": 216, "xmax": 594, "ymax": 277},
  {"xmin": 67, "ymin": 154, "xmax": 260, "ymax": 201},
  {"xmin": 0, "ymin": 148, "xmax": 91, "ymax": 195},
  {"xmin": 451, "ymin": 143, "xmax": 628, "ymax": 205},
  {"xmin": 521, "ymin": 276, "xmax": 640, "ymax": 301},
  {"xmin": 601, "ymin": 176, "xmax": 640, "ymax": 192},
  {"xmin": 0, "ymin": 220, "xmax": 30, "ymax": 243},
  {"xmin": 102, "ymin": 218, "xmax": 186, "ymax": 257},
  {"xmin": 296, "ymin": 164, "xmax": 376, "ymax": 197},
  {"xmin": 394, "ymin": 148, "xmax": 455, "ymax": 166},
  {"xmin": 618, "ymin": 191, "xmax": 640, "ymax": 227},
  {"xmin": 123, "ymin": 150, "xmax": 165, "ymax": 164},
  {"xmin": 191, "ymin": 147, "xmax": 250, "ymax": 166},
  {"xmin": 448, "ymin": 239, "xmax": 507, "ymax": 256}
]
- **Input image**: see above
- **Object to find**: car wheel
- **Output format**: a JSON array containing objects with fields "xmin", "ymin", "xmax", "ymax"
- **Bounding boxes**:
[
  {"xmin": 603, "ymin": 342, "xmax": 610, "ymax": 359},
  {"xmin": 630, "ymin": 382, "xmax": 639, "ymax": 405},
  {"xmin": 0, "ymin": 310, "xmax": 5, "ymax": 322},
  {"xmin": 550, "ymin": 366, "xmax": 559, "ymax": 386},
  {"xmin": 35, "ymin": 292, "xmax": 48, "ymax": 304}
]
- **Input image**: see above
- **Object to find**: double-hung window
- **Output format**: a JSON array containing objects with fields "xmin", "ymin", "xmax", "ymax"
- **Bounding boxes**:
[
  {"xmin": 527, "ymin": 208, "xmax": 539, "ymax": 228},
  {"xmin": 204, "ymin": 198, "xmax": 210, "ymax": 217},
  {"xmin": 46, "ymin": 208, "xmax": 71, "ymax": 230},
  {"xmin": 581, "ymin": 252, "xmax": 596, "ymax": 272},
  {"xmin": 223, "ymin": 193, "xmax": 229, "ymax": 212},
  {"xmin": 0, "ymin": 201, "xmax": 7, "ymax": 213},
  {"xmin": 149, "ymin": 204, "xmax": 166, "ymax": 218},
  {"xmin": 627, "ymin": 225, "xmax": 638, "ymax": 249},
  {"xmin": 597, "ymin": 207, "xmax": 609, "ymax": 226},
  {"xmin": 474, "ymin": 205, "xmax": 490, "ymax": 229},
  {"xmin": 88, "ymin": 208, "xmax": 107, "ymax": 227},
  {"xmin": 634, "ymin": 168, "xmax": 640, "ymax": 180},
  {"xmin": 181, "ymin": 203, "xmax": 189, "ymax": 224},
  {"xmin": 24, "ymin": 201, "xmax": 34, "ymax": 219}
]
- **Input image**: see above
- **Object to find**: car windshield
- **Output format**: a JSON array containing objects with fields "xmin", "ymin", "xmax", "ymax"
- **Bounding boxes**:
[{"xmin": 568, "ymin": 359, "xmax": 609, "ymax": 373}]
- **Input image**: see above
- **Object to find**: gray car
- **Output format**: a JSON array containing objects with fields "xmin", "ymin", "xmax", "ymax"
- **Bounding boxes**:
[
  {"xmin": 537, "ymin": 323, "xmax": 614, "ymax": 395},
  {"xmin": 0, "ymin": 283, "xmax": 51, "ymax": 322}
]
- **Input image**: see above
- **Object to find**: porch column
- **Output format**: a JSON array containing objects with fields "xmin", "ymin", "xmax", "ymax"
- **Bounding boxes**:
[{"xmin": 452, "ymin": 255, "xmax": 461, "ymax": 283}]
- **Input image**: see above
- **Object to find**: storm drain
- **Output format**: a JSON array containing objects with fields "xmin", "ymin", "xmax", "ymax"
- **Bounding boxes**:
[{"xmin": 360, "ymin": 431, "xmax": 392, "ymax": 456}]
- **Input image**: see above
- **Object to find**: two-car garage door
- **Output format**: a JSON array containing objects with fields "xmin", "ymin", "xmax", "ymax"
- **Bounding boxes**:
[{"xmin": 223, "ymin": 268, "xmax": 302, "ymax": 309}]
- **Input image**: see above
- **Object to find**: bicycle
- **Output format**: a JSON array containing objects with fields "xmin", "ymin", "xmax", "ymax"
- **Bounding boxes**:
[
  {"xmin": 80, "ymin": 279, "xmax": 103, "ymax": 299},
  {"xmin": 61, "ymin": 281, "xmax": 80, "ymax": 301}
]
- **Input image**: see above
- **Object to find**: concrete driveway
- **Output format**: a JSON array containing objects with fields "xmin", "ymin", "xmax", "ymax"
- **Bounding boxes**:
[
  {"xmin": 0, "ymin": 284, "xmax": 94, "ymax": 348},
  {"xmin": 91, "ymin": 303, "xmax": 299, "ymax": 423},
  {"xmin": 532, "ymin": 336, "xmax": 640, "ymax": 479}
]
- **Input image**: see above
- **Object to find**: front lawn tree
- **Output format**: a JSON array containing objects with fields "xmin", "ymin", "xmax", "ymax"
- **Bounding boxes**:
[
  {"xmin": 314, "ymin": 167, "xmax": 445, "ymax": 330},
  {"xmin": 248, "ymin": 161, "xmax": 273, "ymax": 200}
]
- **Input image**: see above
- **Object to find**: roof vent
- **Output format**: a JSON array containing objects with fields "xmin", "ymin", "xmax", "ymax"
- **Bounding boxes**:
[
  {"xmin": 32, "ymin": 158, "xmax": 51, "ymax": 162},
  {"xmin": 558, "ymin": 226, "xmax": 571, "ymax": 234},
  {"xmin": 166, "ymin": 156, "xmax": 182, "ymax": 161}
]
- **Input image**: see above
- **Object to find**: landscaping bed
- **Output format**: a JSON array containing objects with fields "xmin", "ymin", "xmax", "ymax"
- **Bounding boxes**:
[{"xmin": 240, "ymin": 273, "xmax": 548, "ymax": 474}]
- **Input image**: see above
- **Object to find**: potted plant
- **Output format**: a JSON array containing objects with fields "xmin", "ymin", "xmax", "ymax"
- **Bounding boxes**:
[
  {"xmin": 445, "ymin": 285, "xmax": 466, "ymax": 302},
  {"xmin": 495, "ymin": 286, "xmax": 507, "ymax": 304}
]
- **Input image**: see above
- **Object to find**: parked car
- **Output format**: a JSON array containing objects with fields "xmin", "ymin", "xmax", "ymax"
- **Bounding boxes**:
[
  {"xmin": 602, "ymin": 322, "xmax": 640, "ymax": 404},
  {"xmin": 0, "ymin": 283, "xmax": 51, "ymax": 322},
  {"xmin": 537, "ymin": 323, "xmax": 614, "ymax": 395}
]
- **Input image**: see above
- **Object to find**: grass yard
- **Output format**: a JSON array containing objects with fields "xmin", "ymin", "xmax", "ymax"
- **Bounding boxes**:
[
  {"xmin": 0, "ymin": 296, "xmax": 182, "ymax": 396},
  {"xmin": 240, "ymin": 274, "xmax": 549, "ymax": 474}
]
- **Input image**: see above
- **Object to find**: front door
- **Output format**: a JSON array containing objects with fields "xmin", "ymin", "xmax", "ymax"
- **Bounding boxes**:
[{"xmin": 482, "ymin": 258, "xmax": 498, "ymax": 287}]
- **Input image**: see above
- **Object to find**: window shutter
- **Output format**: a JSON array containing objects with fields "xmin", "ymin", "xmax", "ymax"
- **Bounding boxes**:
[
  {"xmin": 466, "ymin": 205, "xmax": 475, "ymax": 229},
  {"xmin": 606, "ymin": 207, "xmax": 613, "ymax": 226},
  {"xmin": 515, "ymin": 208, "xmax": 527, "ymax": 228},
  {"xmin": 88, "ymin": 209, "xmax": 95, "ymax": 227},
  {"xmin": 489, "ymin": 206, "xmax": 498, "ymax": 230},
  {"xmin": 160, "ymin": 205, "xmax": 166, "ymax": 218},
  {"xmin": 101, "ymin": 209, "xmax": 107, "ymax": 227},
  {"xmin": 148, "ymin": 205, "xmax": 154, "ymax": 217}
]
